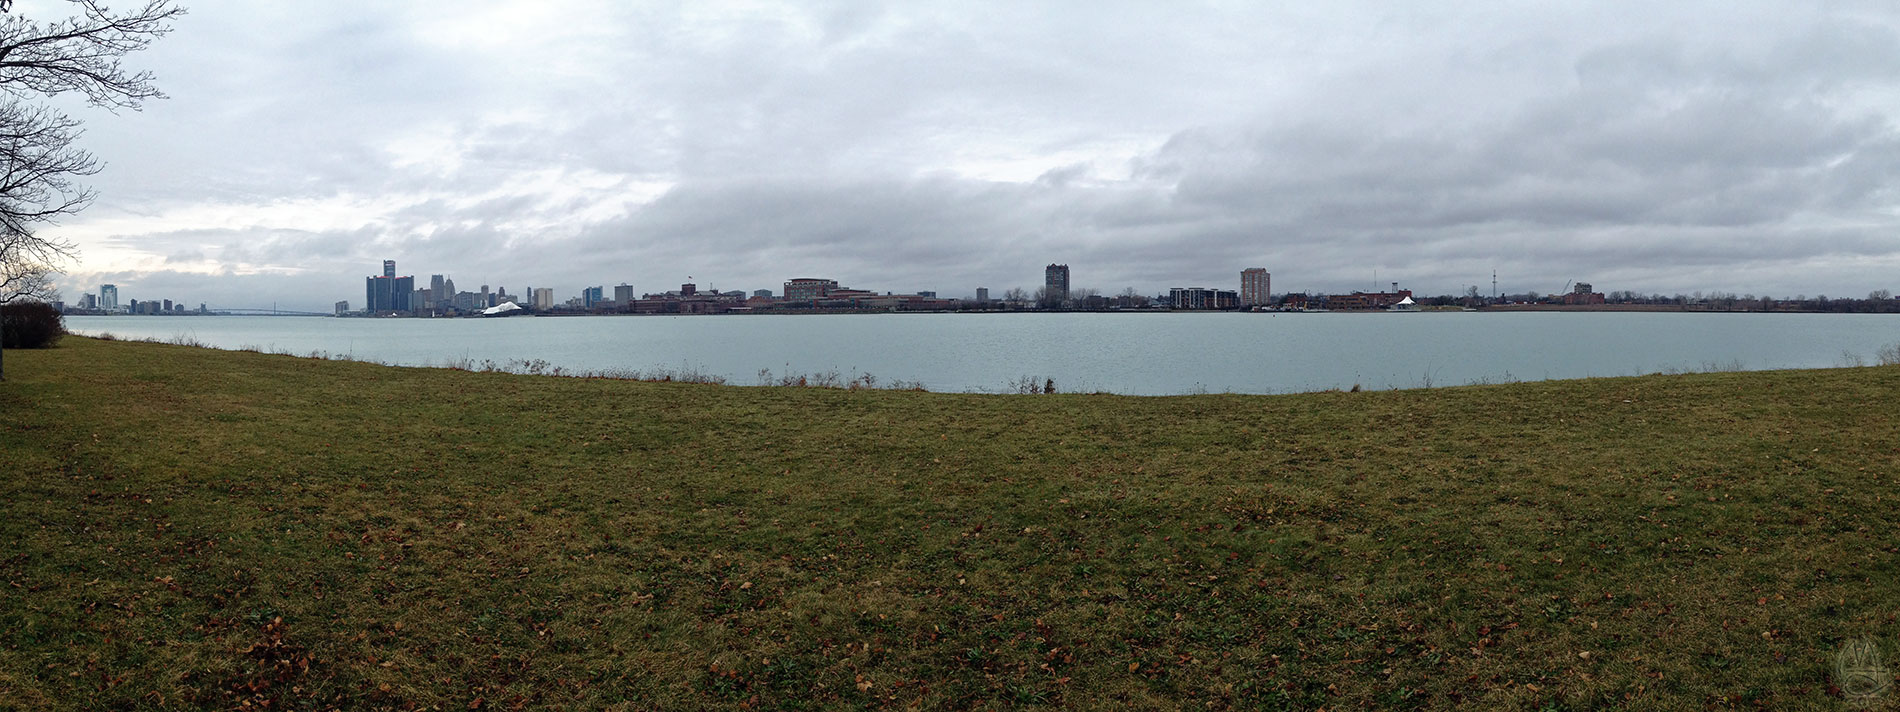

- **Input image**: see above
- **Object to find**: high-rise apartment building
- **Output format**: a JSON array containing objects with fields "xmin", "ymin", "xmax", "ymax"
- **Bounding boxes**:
[
  {"xmin": 582, "ymin": 286, "xmax": 605, "ymax": 308},
  {"xmin": 1044, "ymin": 264, "xmax": 1070, "ymax": 305},
  {"xmin": 1241, "ymin": 268, "xmax": 1271, "ymax": 306},
  {"xmin": 976, "ymin": 287, "xmax": 989, "ymax": 303},
  {"xmin": 531, "ymin": 287, "xmax": 554, "ymax": 310},
  {"xmin": 98, "ymin": 284, "xmax": 118, "ymax": 312},
  {"xmin": 615, "ymin": 284, "xmax": 635, "ymax": 303}
]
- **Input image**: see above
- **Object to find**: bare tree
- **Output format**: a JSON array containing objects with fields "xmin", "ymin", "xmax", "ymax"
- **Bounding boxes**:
[
  {"xmin": 0, "ymin": 0, "xmax": 182, "ymax": 379},
  {"xmin": 0, "ymin": 247, "xmax": 52, "ymax": 302}
]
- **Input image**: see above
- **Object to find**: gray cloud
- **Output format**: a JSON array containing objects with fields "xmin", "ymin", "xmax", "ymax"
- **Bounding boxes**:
[{"xmin": 40, "ymin": 0, "xmax": 1900, "ymax": 309}]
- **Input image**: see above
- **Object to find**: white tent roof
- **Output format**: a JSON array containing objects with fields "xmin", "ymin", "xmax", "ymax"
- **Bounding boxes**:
[
  {"xmin": 481, "ymin": 301, "xmax": 524, "ymax": 316},
  {"xmin": 1396, "ymin": 296, "xmax": 1416, "ymax": 305}
]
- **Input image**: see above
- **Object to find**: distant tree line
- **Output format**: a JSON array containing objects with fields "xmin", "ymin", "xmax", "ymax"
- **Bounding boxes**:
[{"xmin": 1411, "ymin": 288, "xmax": 1900, "ymax": 313}]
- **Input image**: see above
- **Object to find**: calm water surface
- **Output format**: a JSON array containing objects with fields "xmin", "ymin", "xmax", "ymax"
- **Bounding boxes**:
[{"xmin": 66, "ymin": 312, "xmax": 1900, "ymax": 395}]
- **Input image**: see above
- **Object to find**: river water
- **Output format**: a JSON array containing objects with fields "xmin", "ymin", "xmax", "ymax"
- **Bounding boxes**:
[{"xmin": 64, "ymin": 312, "xmax": 1900, "ymax": 395}]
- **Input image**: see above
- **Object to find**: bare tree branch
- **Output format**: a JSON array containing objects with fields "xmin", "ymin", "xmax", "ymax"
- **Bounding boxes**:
[
  {"xmin": 0, "ymin": 0, "xmax": 179, "ymax": 300},
  {"xmin": 0, "ymin": 254, "xmax": 54, "ymax": 304},
  {"xmin": 0, "ymin": 1, "xmax": 183, "ymax": 110}
]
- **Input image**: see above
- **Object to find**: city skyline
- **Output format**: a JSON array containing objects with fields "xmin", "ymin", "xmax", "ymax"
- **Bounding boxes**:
[{"xmin": 33, "ymin": 1, "xmax": 1900, "ymax": 311}]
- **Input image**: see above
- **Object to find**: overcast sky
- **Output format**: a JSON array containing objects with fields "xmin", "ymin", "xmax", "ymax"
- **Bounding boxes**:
[{"xmin": 31, "ymin": 0, "xmax": 1900, "ymax": 309}]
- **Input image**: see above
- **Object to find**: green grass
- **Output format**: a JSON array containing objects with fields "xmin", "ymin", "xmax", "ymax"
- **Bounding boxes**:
[{"xmin": 1, "ymin": 337, "xmax": 1896, "ymax": 710}]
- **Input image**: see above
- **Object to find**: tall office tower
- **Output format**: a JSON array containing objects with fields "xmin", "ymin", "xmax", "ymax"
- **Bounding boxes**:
[
  {"xmin": 1044, "ymin": 264, "xmax": 1070, "ymax": 304},
  {"xmin": 430, "ymin": 275, "xmax": 445, "ymax": 306},
  {"xmin": 582, "ymin": 286, "xmax": 604, "ymax": 308},
  {"xmin": 532, "ymin": 287, "xmax": 554, "ymax": 310},
  {"xmin": 1241, "ymin": 268, "xmax": 1271, "ymax": 306},
  {"xmin": 976, "ymin": 287, "xmax": 989, "ymax": 303},
  {"xmin": 365, "ymin": 260, "xmax": 415, "ymax": 312},
  {"xmin": 99, "ymin": 284, "xmax": 119, "ymax": 312},
  {"xmin": 615, "ymin": 284, "xmax": 635, "ymax": 303}
]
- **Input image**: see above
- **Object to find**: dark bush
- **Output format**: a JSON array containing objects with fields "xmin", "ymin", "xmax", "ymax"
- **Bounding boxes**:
[{"xmin": 1, "ymin": 300, "xmax": 64, "ymax": 348}]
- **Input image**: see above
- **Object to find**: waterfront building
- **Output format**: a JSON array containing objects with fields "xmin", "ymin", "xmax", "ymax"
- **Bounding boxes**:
[
  {"xmin": 976, "ymin": 287, "xmax": 989, "ymax": 303},
  {"xmin": 335, "ymin": 300, "xmax": 349, "ymax": 315},
  {"xmin": 532, "ymin": 287, "xmax": 554, "ymax": 310},
  {"xmin": 429, "ymin": 275, "xmax": 445, "ymax": 308},
  {"xmin": 1169, "ymin": 287, "xmax": 1239, "ymax": 310},
  {"xmin": 1563, "ymin": 282, "xmax": 1606, "ymax": 305},
  {"xmin": 752, "ymin": 289, "xmax": 773, "ymax": 299},
  {"xmin": 784, "ymin": 278, "xmax": 839, "ymax": 301},
  {"xmin": 582, "ymin": 286, "xmax": 605, "ymax": 308},
  {"xmin": 1324, "ymin": 290, "xmax": 1412, "ymax": 310},
  {"xmin": 1241, "ymin": 268, "xmax": 1271, "ymax": 306},
  {"xmin": 615, "ymin": 284, "xmax": 636, "ymax": 303},
  {"xmin": 1044, "ymin": 264, "xmax": 1070, "ymax": 304},
  {"xmin": 99, "ymin": 284, "xmax": 118, "ymax": 312}
]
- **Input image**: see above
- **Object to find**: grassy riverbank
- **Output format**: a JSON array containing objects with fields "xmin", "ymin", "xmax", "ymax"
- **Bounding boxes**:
[{"xmin": 2, "ymin": 337, "xmax": 1896, "ymax": 710}]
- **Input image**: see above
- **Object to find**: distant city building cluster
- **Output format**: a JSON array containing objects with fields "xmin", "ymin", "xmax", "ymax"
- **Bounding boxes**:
[
  {"xmin": 336, "ymin": 260, "xmax": 1613, "ymax": 317},
  {"xmin": 52, "ymin": 257, "xmax": 1900, "ymax": 318},
  {"xmin": 60, "ymin": 282, "xmax": 207, "ymax": 316},
  {"xmin": 343, "ymin": 260, "xmax": 1284, "ymax": 317}
]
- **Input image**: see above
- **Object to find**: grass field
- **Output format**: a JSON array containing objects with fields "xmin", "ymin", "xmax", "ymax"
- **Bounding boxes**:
[{"xmin": 1, "ymin": 337, "xmax": 1897, "ymax": 710}]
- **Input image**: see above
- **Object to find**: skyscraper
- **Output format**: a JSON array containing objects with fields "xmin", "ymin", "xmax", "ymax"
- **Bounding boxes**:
[
  {"xmin": 1044, "ymin": 264, "xmax": 1069, "ymax": 305},
  {"xmin": 98, "ymin": 284, "xmax": 119, "ymax": 312},
  {"xmin": 365, "ymin": 260, "xmax": 414, "ymax": 312},
  {"xmin": 1241, "ymin": 268, "xmax": 1271, "ymax": 306}
]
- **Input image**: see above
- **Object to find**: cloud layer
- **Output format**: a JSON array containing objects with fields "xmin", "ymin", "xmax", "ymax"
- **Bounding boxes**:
[{"xmin": 33, "ymin": 0, "xmax": 1900, "ymax": 309}]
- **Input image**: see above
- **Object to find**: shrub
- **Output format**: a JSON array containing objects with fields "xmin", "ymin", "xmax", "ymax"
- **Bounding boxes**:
[{"xmin": 1, "ymin": 300, "xmax": 64, "ymax": 349}]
